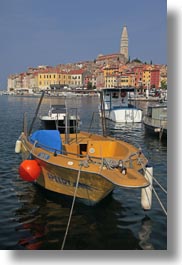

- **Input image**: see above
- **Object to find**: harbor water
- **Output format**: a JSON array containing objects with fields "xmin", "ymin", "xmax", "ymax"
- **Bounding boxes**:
[{"xmin": 0, "ymin": 95, "xmax": 167, "ymax": 250}]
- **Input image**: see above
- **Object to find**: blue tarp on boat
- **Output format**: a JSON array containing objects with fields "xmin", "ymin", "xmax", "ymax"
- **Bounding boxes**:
[{"xmin": 29, "ymin": 130, "xmax": 62, "ymax": 153}]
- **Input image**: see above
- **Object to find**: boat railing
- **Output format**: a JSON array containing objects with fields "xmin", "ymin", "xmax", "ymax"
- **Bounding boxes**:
[
  {"xmin": 87, "ymin": 111, "xmax": 104, "ymax": 134},
  {"xmin": 55, "ymin": 107, "xmax": 79, "ymax": 131},
  {"xmin": 29, "ymin": 138, "xmax": 142, "ymax": 169}
]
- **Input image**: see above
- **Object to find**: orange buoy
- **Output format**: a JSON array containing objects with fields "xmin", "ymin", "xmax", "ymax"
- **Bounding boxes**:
[{"xmin": 19, "ymin": 160, "xmax": 41, "ymax": 182}]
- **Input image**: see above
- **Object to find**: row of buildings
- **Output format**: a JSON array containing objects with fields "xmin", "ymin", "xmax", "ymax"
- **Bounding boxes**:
[
  {"xmin": 7, "ymin": 26, "xmax": 167, "ymax": 93},
  {"xmin": 7, "ymin": 59, "xmax": 167, "ymax": 93}
]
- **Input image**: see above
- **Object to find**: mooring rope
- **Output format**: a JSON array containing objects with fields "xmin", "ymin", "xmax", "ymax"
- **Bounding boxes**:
[
  {"xmin": 152, "ymin": 186, "xmax": 167, "ymax": 216},
  {"xmin": 61, "ymin": 165, "xmax": 82, "ymax": 250}
]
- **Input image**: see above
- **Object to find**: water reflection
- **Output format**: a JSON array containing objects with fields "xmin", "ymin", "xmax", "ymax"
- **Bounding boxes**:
[
  {"xmin": 138, "ymin": 216, "xmax": 154, "ymax": 250},
  {"xmin": 14, "ymin": 185, "xmax": 144, "ymax": 250}
]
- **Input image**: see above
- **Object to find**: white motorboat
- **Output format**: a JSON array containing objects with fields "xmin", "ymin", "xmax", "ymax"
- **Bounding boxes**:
[
  {"xmin": 40, "ymin": 104, "xmax": 80, "ymax": 133},
  {"xmin": 99, "ymin": 88, "xmax": 142, "ymax": 123},
  {"xmin": 143, "ymin": 103, "xmax": 167, "ymax": 140}
]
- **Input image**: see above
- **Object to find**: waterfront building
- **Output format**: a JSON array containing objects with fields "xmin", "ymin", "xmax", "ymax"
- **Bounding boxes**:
[
  {"xmin": 105, "ymin": 73, "xmax": 118, "ymax": 88},
  {"xmin": 58, "ymin": 71, "xmax": 70, "ymax": 86},
  {"xmin": 120, "ymin": 25, "xmax": 129, "ymax": 61},
  {"xmin": 103, "ymin": 66, "xmax": 119, "ymax": 77},
  {"xmin": 95, "ymin": 69, "xmax": 105, "ymax": 88},
  {"xmin": 142, "ymin": 68, "xmax": 151, "ymax": 89},
  {"xmin": 150, "ymin": 69, "xmax": 160, "ymax": 89},
  {"xmin": 126, "ymin": 72, "xmax": 135, "ymax": 87},
  {"xmin": 68, "ymin": 69, "xmax": 85, "ymax": 88},
  {"xmin": 119, "ymin": 72, "xmax": 135, "ymax": 87},
  {"xmin": 133, "ymin": 66, "xmax": 144, "ymax": 88},
  {"xmin": 37, "ymin": 67, "xmax": 60, "ymax": 90}
]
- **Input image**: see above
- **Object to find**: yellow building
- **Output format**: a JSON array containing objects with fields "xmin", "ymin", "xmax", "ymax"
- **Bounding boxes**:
[
  {"xmin": 142, "ymin": 69, "xmax": 151, "ymax": 88},
  {"xmin": 103, "ymin": 66, "xmax": 119, "ymax": 77},
  {"xmin": 118, "ymin": 72, "xmax": 135, "ymax": 87},
  {"xmin": 57, "ymin": 71, "xmax": 70, "ymax": 86},
  {"xmin": 105, "ymin": 74, "xmax": 117, "ymax": 88},
  {"xmin": 119, "ymin": 75, "xmax": 129, "ymax": 87},
  {"xmin": 37, "ymin": 68, "xmax": 59, "ymax": 90}
]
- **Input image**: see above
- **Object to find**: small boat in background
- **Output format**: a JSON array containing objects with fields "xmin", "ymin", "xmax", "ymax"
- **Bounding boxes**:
[
  {"xmin": 40, "ymin": 104, "xmax": 80, "ymax": 133},
  {"xmin": 143, "ymin": 104, "xmax": 167, "ymax": 140},
  {"xmin": 99, "ymin": 87, "xmax": 143, "ymax": 123}
]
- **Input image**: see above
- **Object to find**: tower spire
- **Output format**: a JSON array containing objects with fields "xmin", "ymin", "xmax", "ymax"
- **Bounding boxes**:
[{"xmin": 120, "ymin": 25, "xmax": 128, "ymax": 61}]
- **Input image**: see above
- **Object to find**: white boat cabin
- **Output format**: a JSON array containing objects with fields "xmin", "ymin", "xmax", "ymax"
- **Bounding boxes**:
[
  {"xmin": 102, "ymin": 87, "xmax": 134, "ymax": 110},
  {"xmin": 100, "ymin": 88, "xmax": 142, "ymax": 123}
]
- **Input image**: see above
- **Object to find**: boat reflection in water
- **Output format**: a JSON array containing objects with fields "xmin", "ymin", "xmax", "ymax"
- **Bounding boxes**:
[{"xmin": 15, "ymin": 185, "xmax": 154, "ymax": 250}]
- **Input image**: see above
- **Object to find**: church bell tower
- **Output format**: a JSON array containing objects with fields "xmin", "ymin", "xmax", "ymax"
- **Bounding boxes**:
[{"xmin": 120, "ymin": 25, "xmax": 128, "ymax": 62}]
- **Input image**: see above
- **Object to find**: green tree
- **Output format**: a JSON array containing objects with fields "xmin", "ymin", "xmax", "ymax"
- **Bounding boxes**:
[
  {"xmin": 132, "ymin": 58, "xmax": 142, "ymax": 63},
  {"xmin": 87, "ymin": 81, "xmax": 92, "ymax": 89},
  {"xmin": 161, "ymin": 80, "xmax": 167, "ymax": 90}
]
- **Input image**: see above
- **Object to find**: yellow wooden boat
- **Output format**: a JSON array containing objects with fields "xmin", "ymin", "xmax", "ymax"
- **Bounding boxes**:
[
  {"xmin": 15, "ymin": 92, "xmax": 150, "ymax": 205},
  {"xmin": 16, "ymin": 127, "xmax": 149, "ymax": 205}
]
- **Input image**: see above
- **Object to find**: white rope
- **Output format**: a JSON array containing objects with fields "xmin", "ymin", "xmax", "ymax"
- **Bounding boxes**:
[
  {"xmin": 152, "ymin": 175, "xmax": 167, "ymax": 194},
  {"xmin": 152, "ymin": 186, "xmax": 167, "ymax": 216},
  {"xmin": 61, "ymin": 165, "xmax": 82, "ymax": 250}
]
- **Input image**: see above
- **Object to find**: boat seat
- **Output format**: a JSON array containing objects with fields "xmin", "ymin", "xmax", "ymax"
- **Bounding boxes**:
[{"xmin": 87, "ymin": 140, "xmax": 128, "ymax": 158}]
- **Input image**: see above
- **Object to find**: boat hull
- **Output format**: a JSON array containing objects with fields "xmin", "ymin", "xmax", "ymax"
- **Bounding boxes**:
[
  {"xmin": 143, "ymin": 122, "xmax": 167, "ymax": 139},
  {"xmin": 104, "ymin": 109, "xmax": 142, "ymax": 123},
  {"xmin": 36, "ymin": 161, "xmax": 114, "ymax": 205}
]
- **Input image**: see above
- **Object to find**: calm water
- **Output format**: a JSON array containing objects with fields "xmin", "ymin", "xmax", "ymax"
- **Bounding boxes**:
[{"xmin": 0, "ymin": 95, "xmax": 167, "ymax": 250}]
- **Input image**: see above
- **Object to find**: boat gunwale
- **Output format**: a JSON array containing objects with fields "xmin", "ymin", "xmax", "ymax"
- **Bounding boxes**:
[{"xmin": 20, "ymin": 132, "xmax": 149, "ymax": 189}]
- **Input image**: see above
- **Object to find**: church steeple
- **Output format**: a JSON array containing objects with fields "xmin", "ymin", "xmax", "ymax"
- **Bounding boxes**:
[{"xmin": 120, "ymin": 25, "xmax": 128, "ymax": 61}]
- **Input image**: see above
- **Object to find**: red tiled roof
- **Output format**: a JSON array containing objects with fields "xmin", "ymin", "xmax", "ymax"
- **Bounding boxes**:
[{"xmin": 68, "ymin": 69, "xmax": 85, "ymax": 75}]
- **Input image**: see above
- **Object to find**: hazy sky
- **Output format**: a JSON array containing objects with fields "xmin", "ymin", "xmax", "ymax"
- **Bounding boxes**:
[{"xmin": 0, "ymin": 0, "xmax": 167, "ymax": 88}]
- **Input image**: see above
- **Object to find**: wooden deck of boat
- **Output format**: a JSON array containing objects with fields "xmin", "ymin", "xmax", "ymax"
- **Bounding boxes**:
[{"xmin": 21, "ymin": 131, "xmax": 149, "ymax": 189}]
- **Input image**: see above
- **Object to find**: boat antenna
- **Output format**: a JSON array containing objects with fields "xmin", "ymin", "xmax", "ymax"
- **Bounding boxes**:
[
  {"xmin": 100, "ymin": 90, "xmax": 107, "ymax": 137},
  {"xmin": 28, "ymin": 91, "xmax": 45, "ymax": 135},
  {"xmin": 64, "ymin": 97, "xmax": 70, "ymax": 144}
]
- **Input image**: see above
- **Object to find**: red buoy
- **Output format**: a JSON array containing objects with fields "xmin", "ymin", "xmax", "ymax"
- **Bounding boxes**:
[{"xmin": 19, "ymin": 160, "xmax": 41, "ymax": 182}]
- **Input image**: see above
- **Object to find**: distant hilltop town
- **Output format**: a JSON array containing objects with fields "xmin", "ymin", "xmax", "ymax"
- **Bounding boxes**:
[{"xmin": 7, "ymin": 26, "xmax": 167, "ymax": 93}]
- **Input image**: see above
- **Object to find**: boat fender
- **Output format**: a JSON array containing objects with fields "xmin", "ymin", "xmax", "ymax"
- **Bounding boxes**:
[
  {"xmin": 19, "ymin": 160, "xmax": 41, "ymax": 182},
  {"xmin": 15, "ymin": 140, "xmax": 22, "ymax": 153},
  {"xmin": 141, "ymin": 166, "xmax": 153, "ymax": 210}
]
